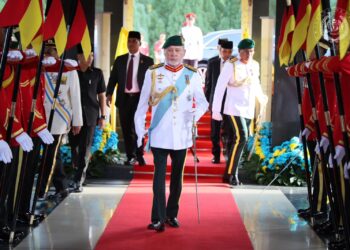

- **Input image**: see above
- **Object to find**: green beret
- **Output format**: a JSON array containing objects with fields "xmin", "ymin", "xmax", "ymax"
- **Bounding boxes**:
[
  {"xmin": 238, "ymin": 39, "xmax": 255, "ymax": 50},
  {"xmin": 162, "ymin": 35, "xmax": 184, "ymax": 49}
]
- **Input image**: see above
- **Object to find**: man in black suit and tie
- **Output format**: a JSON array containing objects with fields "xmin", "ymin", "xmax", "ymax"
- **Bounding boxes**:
[
  {"xmin": 205, "ymin": 40, "xmax": 233, "ymax": 164},
  {"xmin": 106, "ymin": 31, "xmax": 154, "ymax": 165}
]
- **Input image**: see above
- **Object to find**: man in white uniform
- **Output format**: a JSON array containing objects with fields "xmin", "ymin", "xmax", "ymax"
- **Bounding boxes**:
[
  {"xmin": 212, "ymin": 39, "xmax": 267, "ymax": 185},
  {"xmin": 134, "ymin": 35, "xmax": 208, "ymax": 232},
  {"xmin": 181, "ymin": 13, "xmax": 203, "ymax": 67}
]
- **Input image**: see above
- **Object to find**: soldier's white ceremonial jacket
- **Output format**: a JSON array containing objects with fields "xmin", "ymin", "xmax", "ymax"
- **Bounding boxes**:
[
  {"xmin": 43, "ymin": 70, "xmax": 83, "ymax": 135},
  {"xmin": 212, "ymin": 58, "xmax": 266, "ymax": 119},
  {"xmin": 134, "ymin": 63, "xmax": 208, "ymax": 150}
]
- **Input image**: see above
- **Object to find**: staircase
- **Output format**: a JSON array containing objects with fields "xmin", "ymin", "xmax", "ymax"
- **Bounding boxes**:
[{"xmin": 133, "ymin": 111, "xmax": 226, "ymax": 178}]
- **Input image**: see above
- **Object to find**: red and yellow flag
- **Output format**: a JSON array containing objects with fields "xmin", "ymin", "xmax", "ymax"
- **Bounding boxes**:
[
  {"xmin": 278, "ymin": 3, "xmax": 295, "ymax": 66},
  {"xmin": 44, "ymin": 0, "xmax": 67, "ymax": 56},
  {"xmin": 0, "ymin": 0, "xmax": 31, "ymax": 27},
  {"xmin": 334, "ymin": 0, "xmax": 350, "ymax": 59},
  {"xmin": 290, "ymin": 0, "xmax": 311, "ymax": 62},
  {"xmin": 19, "ymin": 0, "xmax": 43, "ymax": 53},
  {"xmin": 306, "ymin": 0, "xmax": 323, "ymax": 58},
  {"xmin": 66, "ymin": 0, "xmax": 91, "ymax": 60}
]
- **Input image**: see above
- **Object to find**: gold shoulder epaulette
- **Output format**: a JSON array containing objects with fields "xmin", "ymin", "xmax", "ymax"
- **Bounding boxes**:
[
  {"xmin": 229, "ymin": 57, "xmax": 238, "ymax": 64},
  {"xmin": 149, "ymin": 63, "xmax": 164, "ymax": 70},
  {"xmin": 184, "ymin": 64, "xmax": 197, "ymax": 72}
]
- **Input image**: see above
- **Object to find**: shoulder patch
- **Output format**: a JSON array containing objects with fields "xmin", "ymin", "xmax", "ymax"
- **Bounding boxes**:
[
  {"xmin": 229, "ymin": 57, "xmax": 238, "ymax": 64},
  {"xmin": 149, "ymin": 63, "xmax": 164, "ymax": 70},
  {"xmin": 184, "ymin": 64, "xmax": 197, "ymax": 72}
]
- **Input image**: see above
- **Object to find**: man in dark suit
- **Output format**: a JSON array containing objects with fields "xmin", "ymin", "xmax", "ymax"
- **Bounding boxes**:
[
  {"xmin": 205, "ymin": 40, "xmax": 233, "ymax": 164},
  {"xmin": 106, "ymin": 31, "xmax": 154, "ymax": 165}
]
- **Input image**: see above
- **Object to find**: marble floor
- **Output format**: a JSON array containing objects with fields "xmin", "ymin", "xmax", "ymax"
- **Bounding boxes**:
[{"xmin": 14, "ymin": 182, "xmax": 327, "ymax": 250}]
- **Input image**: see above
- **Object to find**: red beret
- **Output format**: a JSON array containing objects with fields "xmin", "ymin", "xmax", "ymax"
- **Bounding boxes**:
[{"xmin": 185, "ymin": 12, "xmax": 196, "ymax": 18}]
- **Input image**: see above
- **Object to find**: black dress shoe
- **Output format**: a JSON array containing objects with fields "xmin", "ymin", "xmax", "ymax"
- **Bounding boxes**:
[
  {"xmin": 211, "ymin": 156, "xmax": 220, "ymax": 164},
  {"xmin": 137, "ymin": 156, "xmax": 146, "ymax": 166},
  {"xmin": 229, "ymin": 179, "xmax": 238, "ymax": 186},
  {"xmin": 166, "ymin": 217, "xmax": 180, "ymax": 228},
  {"xmin": 147, "ymin": 221, "xmax": 165, "ymax": 232}
]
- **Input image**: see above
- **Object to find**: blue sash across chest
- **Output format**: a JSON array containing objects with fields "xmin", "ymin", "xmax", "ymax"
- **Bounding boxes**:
[{"xmin": 145, "ymin": 68, "xmax": 194, "ymax": 151}]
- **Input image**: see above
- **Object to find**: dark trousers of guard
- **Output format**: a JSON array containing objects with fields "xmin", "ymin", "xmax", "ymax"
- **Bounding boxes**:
[
  {"xmin": 119, "ymin": 94, "xmax": 143, "ymax": 161},
  {"xmin": 19, "ymin": 137, "xmax": 42, "ymax": 217},
  {"xmin": 39, "ymin": 135, "xmax": 62, "ymax": 197},
  {"xmin": 150, "ymin": 147, "xmax": 187, "ymax": 223},
  {"xmin": 70, "ymin": 125, "xmax": 95, "ymax": 187},
  {"xmin": 211, "ymin": 117, "xmax": 228, "ymax": 161},
  {"xmin": 0, "ymin": 147, "xmax": 19, "ymax": 227},
  {"xmin": 224, "ymin": 116, "xmax": 251, "ymax": 182}
]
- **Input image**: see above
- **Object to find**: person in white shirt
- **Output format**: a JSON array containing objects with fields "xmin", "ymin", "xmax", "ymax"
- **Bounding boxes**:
[
  {"xmin": 212, "ymin": 38, "xmax": 268, "ymax": 185},
  {"xmin": 181, "ymin": 12, "xmax": 203, "ymax": 67},
  {"xmin": 134, "ymin": 35, "xmax": 208, "ymax": 232}
]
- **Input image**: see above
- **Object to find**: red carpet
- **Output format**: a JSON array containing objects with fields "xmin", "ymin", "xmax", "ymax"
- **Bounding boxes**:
[{"xmin": 95, "ymin": 178, "xmax": 253, "ymax": 250}]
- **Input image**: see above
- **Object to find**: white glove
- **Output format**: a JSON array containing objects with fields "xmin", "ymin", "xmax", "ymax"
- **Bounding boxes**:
[
  {"xmin": 7, "ymin": 50, "xmax": 23, "ymax": 61},
  {"xmin": 328, "ymin": 154, "xmax": 334, "ymax": 168},
  {"xmin": 320, "ymin": 136, "xmax": 330, "ymax": 152},
  {"xmin": 334, "ymin": 145, "xmax": 345, "ymax": 165},
  {"xmin": 24, "ymin": 49, "xmax": 37, "ymax": 58},
  {"xmin": 64, "ymin": 59, "xmax": 78, "ymax": 68},
  {"xmin": 344, "ymin": 162, "xmax": 350, "ymax": 180},
  {"xmin": 15, "ymin": 132, "xmax": 34, "ymax": 152},
  {"xmin": 37, "ymin": 128, "xmax": 54, "ymax": 144},
  {"xmin": 137, "ymin": 130, "xmax": 148, "ymax": 148},
  {"xmin": 315, "ymin": 142, "xmax": 320, "ymax": 155},
  {"xmin": 304, "ymin": 61, "xmax": 311, "ymax": 68},
  {"xmin": 302, "ymin": 128, "xmax": 311, "ymax": 140},
  {"xmin": 184, "ymin": 108, "xmax": 196, "ymax": 123},
  {"xmin": 212, "ymin": 112, "xmax": 222, "ymax": 121},
  {"xmin": 42, "ymin": 56, "xmax": 56, "ymax": 66},
  {"xmin": 0, "ymin": 140, "xmax": 13, "ymax": 164}
]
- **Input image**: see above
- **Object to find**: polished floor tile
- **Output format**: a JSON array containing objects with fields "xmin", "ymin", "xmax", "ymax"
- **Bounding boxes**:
[
  {"xmin": 232, "ymin": 186, "xmax": 326, "ymax": 250},
  {"xmin": 15, "ymin": 185, "xmax": 128, "ymax": 250}
]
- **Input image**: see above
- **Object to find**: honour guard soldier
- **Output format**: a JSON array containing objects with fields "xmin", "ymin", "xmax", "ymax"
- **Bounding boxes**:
[
  {"xmin": 212, "ymin": 38, "xmax": 268, "ymax": 185},
  {"xmin": 181, "ymin": 13, "xmax": 204, "ymax": 67},
  {"xmin": 134, "ymin": 35, "xmax": 208, "ymax": 232},
  {"xmin": 39, "ymin": 42, "xmax": 83, "ymax": 198}
]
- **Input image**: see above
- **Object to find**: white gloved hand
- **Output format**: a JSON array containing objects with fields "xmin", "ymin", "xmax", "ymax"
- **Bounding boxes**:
[
  {"xmin": 344, "ymin": 162, "xmax": 350, "ymax": 180},
  {"xmin": 137, "ymin": 129, "xmax": 148, "ymax": 148},
  {"xmin": 64, "ymin": 59, "xmax": 78, "ymax": 68},
  {"xmin": 302, "ymin": 128, "xmax": 311, "ymax": 140},
  {"xmin": 24, "ymin": 49, "xmax": 37, "ymax": 58},
  {"xmin": 315, "ymin": 142, "xmax": 320, "ymax": 155},
  {"xmin": 15, "ymin": 132, "xmax": 34, "ymax": 152},
  {"xmin": 328, "ymin": 154, "xmax": 334, "ymax": 168},
  {"xmin": 42, "ymin": 56, "xmax": 56, "ymax": 66},
  {"xmin": 7, "ymin": 50, "xmax": 23, "ymax": 61},
  {"xmin": 37, "ymin": 128, "xmax": 54, "ymax": 144},
  {"xmin": 212, "ymin": 112, "xmax": 222, "ymax": 121},
  {"xmin": 304, "ymin": 61, "xmax": 311, "ymax": 68},
  {"xmin": 334, "ymin": 145, "xmax": 345, "ymax": 165},
  {"xmin": 320, "ymin": 136, "xmax": 330, "ymax": 152},
  {"xmin": 0, "ymin": 140, "xmax": 13, "ymax": 164}
]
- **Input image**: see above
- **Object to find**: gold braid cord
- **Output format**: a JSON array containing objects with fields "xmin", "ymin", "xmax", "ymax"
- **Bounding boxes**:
[
  {"xmin": 148, "ymin": 70, "xmax": 177, "ymax": 106},
  {"xmin": 228, "ymin": 61, "xmax": 252, "ymax": 87}
]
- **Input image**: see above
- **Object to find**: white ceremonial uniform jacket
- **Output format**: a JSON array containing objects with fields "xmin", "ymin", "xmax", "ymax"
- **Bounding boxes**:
[
  {"xmin": 212, "ymin": 58, "xmax": 267, "ymax": 119},
  {"xmin": 134, "ymin": 64, "xmax": 208, "ymax": 150},
  {"xmin": 43, "ymin": 70, "xmax": 83, "ymax": 135},
  {"xmin": 181, "ymin": 26, "xmax": 204, "ymax": 61}
]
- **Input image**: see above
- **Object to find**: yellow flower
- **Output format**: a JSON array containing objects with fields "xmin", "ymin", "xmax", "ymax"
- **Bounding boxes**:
[
  {"xmin": 269, "ymin": 158, "xmax": 274, "ymax": 164},
  {"xmin": 262, "ymin": 166, "xmax": 267, "ymax": 173},
  {"xmin": 290, "ymin": 143, "xmax": 298, "ymax": 150}
]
